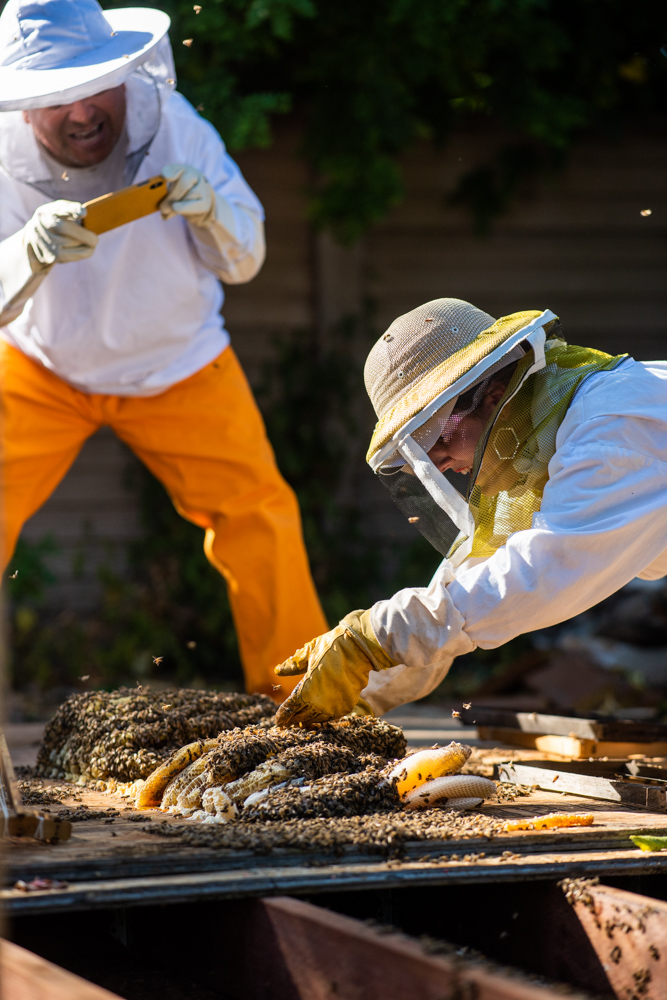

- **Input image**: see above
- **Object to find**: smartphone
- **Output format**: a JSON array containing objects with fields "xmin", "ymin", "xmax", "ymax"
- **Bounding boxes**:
[{"xmin": 82, "ymin": 175, "xmax": 168, "ymax": 234}]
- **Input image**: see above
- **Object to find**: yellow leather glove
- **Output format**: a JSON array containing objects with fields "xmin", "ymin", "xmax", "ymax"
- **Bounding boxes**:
[{"xmin": 274, "ymin": 609, "xmax": 397, "ymax": 727}]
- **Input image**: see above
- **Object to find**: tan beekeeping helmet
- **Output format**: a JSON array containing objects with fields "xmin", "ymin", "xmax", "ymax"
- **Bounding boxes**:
[{"xmin": 365, "ymin": 297, "xmax": 546, "ymax": 467}]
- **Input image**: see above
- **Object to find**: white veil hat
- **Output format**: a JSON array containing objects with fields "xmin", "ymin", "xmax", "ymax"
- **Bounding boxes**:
[{"xmin": 0, "ymin": 0, "xmax": 170, "ymax": 111}]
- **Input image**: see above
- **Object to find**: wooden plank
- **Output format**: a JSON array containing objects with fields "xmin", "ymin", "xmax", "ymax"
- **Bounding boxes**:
[
  {"xmin": 8, "ymin": 778, "xmax": 667, "ymax": 886},
  {"xmin": 480, "ymin": 728, "xmax": 596, "ymax": 758},
  {"xmin": 566, "ymin": 882, "xmax": 667, "ymax": 1000},
  {"xmin": 463, "ymin": 709, "xmax": 667, "ymax": 743},
  {"xmin": 5, "ymin": 812, "xmax": 667, "ymax": 886},
  {"xmin": 219, "ymin": 895, "xmax": 590, "ymax": 1000},
  {"xmin": 498, "ymin": 761, "xmax": 667, "ymax": 810},
  {"xmin": 0, "ymin": 939, "xmax": 123, "ymax": 1000},
  {"xmin": 480, "ymin": 727, "xmax": 667, "ymax": 760},
  {"xmin": 5, "ymin": 843, "xmax": 667, "ymax": 916}
]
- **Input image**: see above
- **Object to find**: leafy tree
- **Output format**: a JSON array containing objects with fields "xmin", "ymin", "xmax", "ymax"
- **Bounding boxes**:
[{"xmin": 112, "ymin": 0, "xmax": 667, "ymax": 240}]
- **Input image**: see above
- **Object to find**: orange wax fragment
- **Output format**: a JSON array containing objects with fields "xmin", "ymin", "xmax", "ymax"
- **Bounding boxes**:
[{"xmin": 505, "ymin": 813, "xmax": 594, "ymax": 832}]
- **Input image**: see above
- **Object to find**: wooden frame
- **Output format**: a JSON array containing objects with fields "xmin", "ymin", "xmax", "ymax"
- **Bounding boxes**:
[
  {"xmin": 498, "ymin": 759, "xmax": 667, "ymax": 809},
  {"xmin": 199, "ymin": 895, "xmax": 587, "ymax": 1000},
  {"xmin": 0, "ymin": 940, "xmax": 122, "ymax": 1000},
  {"xmin": 566, "ymin": 882, "xmax": 667, "ymax": 1000}
]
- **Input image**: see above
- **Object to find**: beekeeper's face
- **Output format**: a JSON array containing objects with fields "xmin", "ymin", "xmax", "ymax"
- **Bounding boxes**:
[
  {"xmin": 23, "ymin": 84, "xmax": 126, "ymax": 168},
  {"xmin": 427, "ymin": 382, "xmax": 506, "ymax": 475}
]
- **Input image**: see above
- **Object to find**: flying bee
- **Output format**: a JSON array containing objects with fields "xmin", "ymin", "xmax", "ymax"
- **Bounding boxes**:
[
  {"xmin": 152, "ymin": 656, "xmax": 164, "ymax": 666},
  {"xmin": 272, "ymin": 684, "xmax": 282, "ymax": 692},
  {"xmin": 463, "ymin": 702, "xmax": 471, "ymax": 710},
  {"xmin": 451, "ymin": 710, "xmax": 460, "ymax": 719},
  {"xmin": 9, "ymin": 570, "xmax": 18, "ymax": 579},
  {"xmin": 182, "ymin": 38, "xmax": 193, "ymax": 46}
]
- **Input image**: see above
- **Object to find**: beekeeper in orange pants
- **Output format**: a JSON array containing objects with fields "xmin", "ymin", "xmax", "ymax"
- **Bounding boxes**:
[
  {"xmin": 0, "ymin": 0, "xmax": 327, "ymax": 695},
  {"xmin": 1, "ymin": 341, "xmax": 326, "ymax": 695}
]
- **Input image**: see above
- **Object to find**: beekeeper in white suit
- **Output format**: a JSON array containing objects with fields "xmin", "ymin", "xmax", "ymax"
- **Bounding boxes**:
[
  {"xmin": 0, "ymin": 0, "xmax": 327, "ymax": 696},
  {"xmin": 275, "ymin": 298, "xmax": 667, "ymax": 725}
]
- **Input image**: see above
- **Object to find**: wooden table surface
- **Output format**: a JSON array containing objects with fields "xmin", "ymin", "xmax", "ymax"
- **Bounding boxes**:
[{"xmin": 5, "ymin": 708, "xmax": 667, "ymax": 915}]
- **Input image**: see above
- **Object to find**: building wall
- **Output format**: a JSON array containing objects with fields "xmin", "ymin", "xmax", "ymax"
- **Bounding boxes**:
[{"xmin": 17, "ymin": 121, "xmax": 667, "ymax": 607}]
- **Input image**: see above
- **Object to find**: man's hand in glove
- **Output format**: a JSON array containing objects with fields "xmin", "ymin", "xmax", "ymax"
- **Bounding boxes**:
[
  {"xmin": 274, "ymin": 609, "xmax": 397, "ymax": 727},
  {"xmin": 160, "ymin": 163, "xmax": 265, "ymax": 284},
  {"xmin": 25, "ymin": 200, "xmax": 98, "ymax": 270},
  {"xmin": 160, "ymin": 164, "xmax": 218, "ymax": 228}
]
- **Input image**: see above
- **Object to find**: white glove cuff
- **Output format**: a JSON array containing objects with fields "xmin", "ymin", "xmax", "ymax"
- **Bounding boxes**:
[
  {"xmin": 0, "ymin": 229, "xmax": 51, "ymax": 327},
  {"xmin": 190, "ymin": 196, "xmax": 266, "ymax": 283}
]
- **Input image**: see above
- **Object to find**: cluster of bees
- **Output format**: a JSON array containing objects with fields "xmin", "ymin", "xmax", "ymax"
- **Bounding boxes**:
[
  {"xmin": 36, "ymin": 687, "xmax": 276, "ymax": 784},
  {"xmin": 144, "ymin": 797, "xmax": 509, "ymax": 856},
  {"xmin": 36, "ymin": 688, "xmax": 500, "ymax": 832},
  {"xmin": 135, "ymin": 716, "xmax": 409, "ymax": 822}
]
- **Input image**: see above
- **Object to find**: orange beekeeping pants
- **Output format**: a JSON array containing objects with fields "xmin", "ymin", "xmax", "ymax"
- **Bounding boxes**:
[{"xmin": 0, "ymin": 341, "xmax": 328, "ymax": 696}]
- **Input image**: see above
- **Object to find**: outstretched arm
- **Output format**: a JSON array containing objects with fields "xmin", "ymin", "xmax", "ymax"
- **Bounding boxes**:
[{"xmin": 368, "ymin": 384, "xmax": 667, "ymax": 715}]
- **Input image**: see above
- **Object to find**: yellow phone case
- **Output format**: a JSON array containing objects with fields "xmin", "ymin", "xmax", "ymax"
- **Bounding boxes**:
[{"xmin": 82, "ymin": 175, "xmax": 168, "ymax": 234}]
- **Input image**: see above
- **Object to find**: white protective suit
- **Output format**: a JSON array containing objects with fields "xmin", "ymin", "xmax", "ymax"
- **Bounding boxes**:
[
  {"xmin": 362, "ymin": 356, "xmax": 667, "ymax": 716},
  {"xmin": 0, "ymin": 79, "xmax": 265, "ymax": 395}
]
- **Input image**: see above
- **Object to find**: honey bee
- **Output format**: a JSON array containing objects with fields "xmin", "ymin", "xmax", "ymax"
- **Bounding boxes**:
[{"xmin": 152, "ymin": 656, "xmax": 164, "ymax": 666}]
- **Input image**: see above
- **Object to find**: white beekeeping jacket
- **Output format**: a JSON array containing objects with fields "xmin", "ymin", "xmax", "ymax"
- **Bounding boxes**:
[
  {"xmin": 0, "ymin": 90, "xmax": 264, "ymax": 395},
  {"xmin": 363, "ymin": 358, "xmax": 667, "ymax": 715}
]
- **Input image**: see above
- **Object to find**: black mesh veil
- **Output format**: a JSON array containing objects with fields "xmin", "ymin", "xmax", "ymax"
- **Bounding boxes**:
[{"xmin": 378, "ymin": 467, "xmax": 463, "ymax": 557}]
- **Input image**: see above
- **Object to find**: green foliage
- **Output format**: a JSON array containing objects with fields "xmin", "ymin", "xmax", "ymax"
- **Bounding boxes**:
[
  {"xmin": 448, "ymin": 141, "xmax": 563, "ymax": 236},
  {"xmin": 4, "ymin": 536, "xmax": 58, "ymax": 604},
  {"xmin": 6, "ymin": 488, "xmax": 243, "ymax": 693},
  {"xmin": 110, "ymin": 0, "xmax": 667, "ymax": 239}
]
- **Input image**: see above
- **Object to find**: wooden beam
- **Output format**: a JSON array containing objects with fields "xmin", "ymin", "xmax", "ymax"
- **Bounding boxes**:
[
  {"xmin": 479, "ymin": 726, "xmax": 667, "ymax": 760},
  {"xmin": 7, "ymin": 848, "xmax": 667, "ymax": 916},
  {"xmin": 220, "ymin": 896, "xmax": 589, "ymax": 1000},
  {"xmin": 464, "ymin": 709, "xmax": 667, "ymax": 743},
  {"xmin": 0, "ymin": 939, "xmax": 123, "ymax": 1000},
  {"xmin": 565, "ymin": 881, "xmax": 667, "ymax": 1000},
  {"xmin": 498, "ymin": 760, "xmax": 667, "ymax": 810}
]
